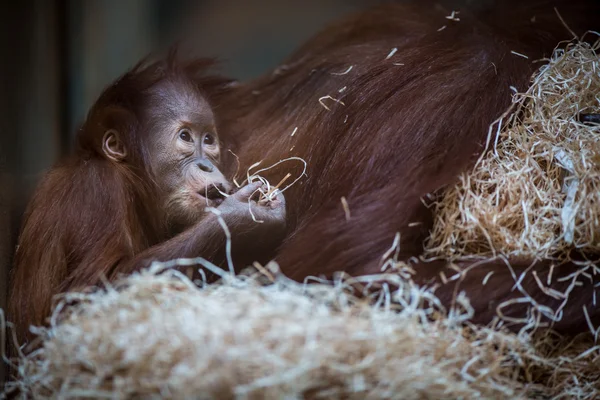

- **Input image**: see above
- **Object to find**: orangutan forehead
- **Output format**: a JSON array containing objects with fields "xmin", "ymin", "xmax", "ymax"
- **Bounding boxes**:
[{"xmin": 145, "ymin": 80, "xmax": 214, "ymax": 124}]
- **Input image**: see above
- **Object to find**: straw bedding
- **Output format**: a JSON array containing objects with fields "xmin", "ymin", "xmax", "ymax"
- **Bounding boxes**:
[
  {"xmin": 3, "ymin": 262, "xmax": 600, "ymax": 399},
  {"xmin": 425, "ymin": 39, "xmax": 600, "ymax": 261},
  {"xmin": 3, "ymin": 40, "xmax": 600, "ymax": 399}
]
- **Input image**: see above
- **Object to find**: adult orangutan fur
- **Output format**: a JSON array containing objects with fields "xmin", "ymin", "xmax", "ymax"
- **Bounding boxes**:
[{"xmin": 212, "ymin": 0, "xmax": 600, "ymax": 334}]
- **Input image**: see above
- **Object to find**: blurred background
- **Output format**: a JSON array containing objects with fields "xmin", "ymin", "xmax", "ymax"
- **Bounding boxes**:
[{"xmin": 0, "ymin": 0, "xmax": 485, "ymax": 383}]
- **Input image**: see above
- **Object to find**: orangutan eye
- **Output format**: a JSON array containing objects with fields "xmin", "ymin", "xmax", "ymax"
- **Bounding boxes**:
[
  {"xmin": 203, "ymin": 133, "xmax": 216, "ymax": 145},
  {"xmin": 178, "ymin": 129, "xmax": 193, "ymax": 143}
]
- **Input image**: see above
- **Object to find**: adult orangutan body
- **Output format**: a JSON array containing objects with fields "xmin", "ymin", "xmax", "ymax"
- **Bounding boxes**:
[
  {"xmin": 9, "ymin": 57, "xmax": 286, "ymax": 343},
  {"xmin": 213, "ymin": 1, "xmax": 600, "ymax": 333}
]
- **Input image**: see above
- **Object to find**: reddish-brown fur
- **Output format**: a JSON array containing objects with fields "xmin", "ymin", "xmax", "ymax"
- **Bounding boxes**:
[{"xmin": 214, "ymin": 1, "xmax": 600, "ymax": 333}]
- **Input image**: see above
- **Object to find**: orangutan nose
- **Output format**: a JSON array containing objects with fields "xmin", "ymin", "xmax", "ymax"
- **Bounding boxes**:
[{"xmin": 196, "ymin": 158, "xmax": 214, "ymax": 173}]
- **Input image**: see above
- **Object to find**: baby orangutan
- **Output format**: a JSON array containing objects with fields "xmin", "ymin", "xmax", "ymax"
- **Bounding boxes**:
[{"xmin": 8, "ymin": 52, "xmax": 286, "ymax": 344}]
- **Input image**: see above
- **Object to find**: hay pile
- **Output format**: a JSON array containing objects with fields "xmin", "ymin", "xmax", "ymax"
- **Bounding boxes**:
[
  {"xmin": 3, "ymin": 262, "xmax": 600, "ymax": 399},
  {"xmin": 425, "ymin": 39, "xmax": 600, "ymax": 261}
]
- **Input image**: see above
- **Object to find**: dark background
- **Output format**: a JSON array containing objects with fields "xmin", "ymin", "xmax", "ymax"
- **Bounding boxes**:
[{"xmin": 0, "ymin": 0, "xmax": 487, "ymax": 385}]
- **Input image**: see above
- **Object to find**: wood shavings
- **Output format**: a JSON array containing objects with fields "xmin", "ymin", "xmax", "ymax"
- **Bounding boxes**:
[
  {"xmin": 247, "ymin": 171, "xmax": 292, "ymax": 222},
  {"xmin": 319, "ymin": 95, "xmax": 346, "ymax": 111},
  {"xmin": 554, "ymin": 7, "xmax": 578, "ymax": 40},
  {"xmin": 330, "ymin": 65, "xmax": 353, "ymax": 76},
  {"xmin": 426, "ymin": 40, "xmax": 600, "ymax": 261},
  {"xmin": 340, "ymin": 196, "xmax": 351, "ymax": 221},
  {"xmin": 385, "ymin": 47, "xmax": 398, "ymax": 60},
  {"xmin": 379, "ymin": 233, "xmax": 401, "ymax": 272},
  {"xmin": 440, "ymin": 271, "xmax": 448, "ymax": 284},
  {"xmin": 491, "ymin": 62, "xmax": 498, "ymax": 75},
  {"xmin": 7, "ymin": 260, "xmax": 599, "ymax": 399},
  {"xmin": 561, "ymin": 177, "xmax": 579, "ymax": 244},
  {"xmin": 582, "ymin": 306, "xmax": 599, "ymax": 340},
  {"xmin": 482, "ymin": 271, "xmax": 494, "ymax": 286},
  {"xmin": 234, "ymin": 156, "xmax": 306, "ymax": 221},
  {"xmin": 206, "ymin": 207, "xmax": 235, "ymax": 273},
  {"xmin": 245, "ymin": 156, "xmax": 308, "ymax": 201},
  {"xmin": 445, "ymin": 11, "xmax": 460, "ymax": 22},
  {"xmin": 511, "ymin": 50, "xmax": 529, "ymax": 59},
  {"xmin": 269, "ymin": 173, "xmax": 292, "ymax": 198}
]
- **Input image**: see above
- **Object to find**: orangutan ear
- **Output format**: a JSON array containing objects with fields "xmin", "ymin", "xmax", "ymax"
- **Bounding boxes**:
[{"xmin": 102, "ymin": 130, "xmax": 127, "ymax": 162}]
